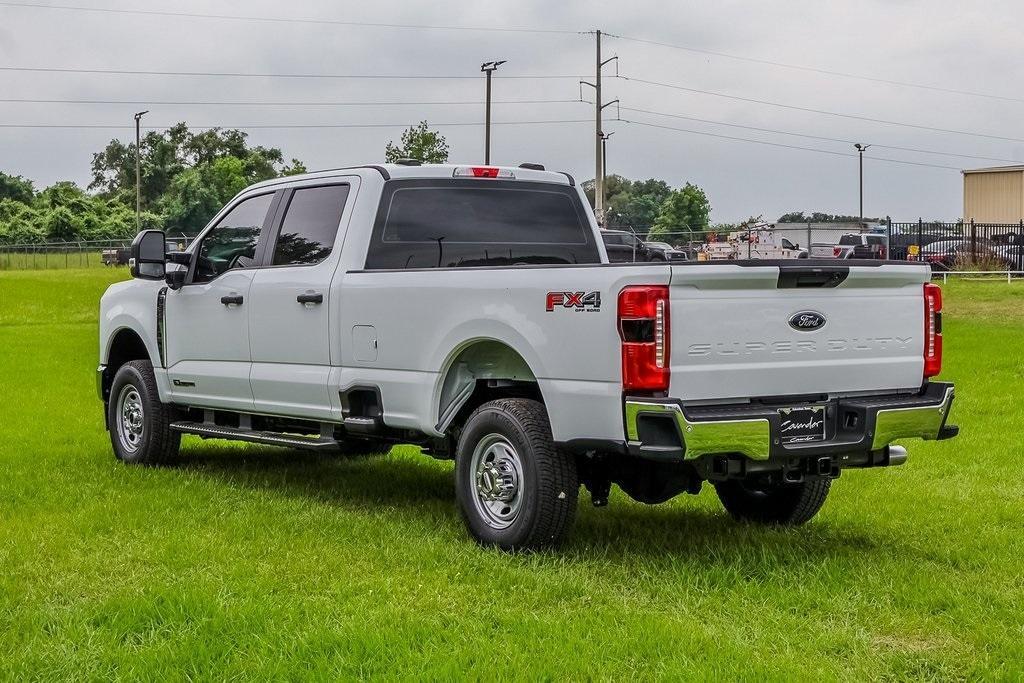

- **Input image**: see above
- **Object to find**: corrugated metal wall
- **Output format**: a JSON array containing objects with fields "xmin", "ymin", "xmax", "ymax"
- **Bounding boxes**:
[{"xmin": 963, "ymin": 170, "xmax": 1024, "ymax": 222}]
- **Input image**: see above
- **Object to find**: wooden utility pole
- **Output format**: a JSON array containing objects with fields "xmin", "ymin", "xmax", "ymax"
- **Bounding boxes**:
[{"xmin": 581, "ymin": 31, "xmax": 618, "ymax": 227}]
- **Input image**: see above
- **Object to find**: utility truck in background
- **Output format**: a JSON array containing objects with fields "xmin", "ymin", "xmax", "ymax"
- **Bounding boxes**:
[
  {"xmin": 702, "ymin": 226, "xmax": 807, "ymax": 260},
  {"xmin": 97, "ymin": 163, "xmax": 958, "ymax": 550}
]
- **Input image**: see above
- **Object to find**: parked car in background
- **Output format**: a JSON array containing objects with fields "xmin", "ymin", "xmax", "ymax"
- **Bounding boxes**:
[
  {"xmin": 601, "ymin": 230, "xmax": 648, "ymax": 262},
  {"xmin": 920, "ymin": 238, "xmax": 999, "ymax": 270},
  {"xmin": 600, "ymin": 230, "xmax": 687, "ymax": 262},
  {"xmin": 810, "ymin": 233, "xmax": 888, "ymax": 259},
  {"xmin": 995, "ymin": 243, "xmax": 1024, "ymax": 270},
  {"xmin": 644, "ymin": 240, "xmax": 689, "ymax": 262}
]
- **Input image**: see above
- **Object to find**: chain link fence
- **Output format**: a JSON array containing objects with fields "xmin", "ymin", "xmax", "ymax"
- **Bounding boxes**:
[{"xmin": 0, "ymin": 237, "xmax": 193, "ymax": 271}]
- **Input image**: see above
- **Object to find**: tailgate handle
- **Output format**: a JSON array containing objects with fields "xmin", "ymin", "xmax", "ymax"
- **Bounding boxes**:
[{"xmin": 777, "ymin": 267, "xmax": 848, "ymax": 289}]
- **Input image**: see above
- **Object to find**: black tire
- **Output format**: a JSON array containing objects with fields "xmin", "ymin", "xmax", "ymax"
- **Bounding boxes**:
[
  {"xmin": 714, "ymin": 478, "xmax": 830, "ymax": 525},
  {"xmin": 455, "ymin": 399, "xmax": 578, "ymax": 551},
  {"xmin": 107, "ymin": 360, "xmax": 180, "ymax": 465}
]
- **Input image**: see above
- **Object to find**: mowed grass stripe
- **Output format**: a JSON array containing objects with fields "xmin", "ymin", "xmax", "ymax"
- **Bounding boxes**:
[{"xmin": 0, "ymin": 269, "xmax": 1021, "ymax": 679}]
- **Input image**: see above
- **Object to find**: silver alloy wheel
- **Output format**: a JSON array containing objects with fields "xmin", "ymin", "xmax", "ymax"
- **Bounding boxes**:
[
  {"xmin": 115, "ymin": 383, "xmax": 145, "ymax": 454},
  {"xmin": 470, "ymin": 433, "xmax": 525, "ymax": 530}
]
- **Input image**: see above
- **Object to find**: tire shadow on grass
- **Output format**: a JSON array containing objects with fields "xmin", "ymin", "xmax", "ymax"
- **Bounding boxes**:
[{"xmin": 174, "ymin": 443, "xmax": 880, "ymax": 566}]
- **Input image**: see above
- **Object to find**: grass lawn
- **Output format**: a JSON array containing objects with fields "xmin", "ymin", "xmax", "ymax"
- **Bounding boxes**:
[{"xmin": 1, "ymin": 268, "xmax": 1022, "ymax": 680}]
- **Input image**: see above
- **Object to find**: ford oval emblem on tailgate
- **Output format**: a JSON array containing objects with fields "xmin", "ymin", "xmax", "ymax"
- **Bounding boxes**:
[{"xmin": 788, "ymin": 311, "xmax": 826, "ymax": 331}]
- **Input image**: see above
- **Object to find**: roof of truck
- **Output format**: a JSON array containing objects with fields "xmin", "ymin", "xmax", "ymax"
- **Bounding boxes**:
[{"xmin": 246, "ymin": 163, "xmax": 574, "ymax": 192}]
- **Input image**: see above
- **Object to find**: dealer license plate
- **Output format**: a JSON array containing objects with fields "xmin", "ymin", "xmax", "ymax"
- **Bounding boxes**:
[{"xmin": 777, "ymin": 406, "xmax": 826, "ymax": 444}]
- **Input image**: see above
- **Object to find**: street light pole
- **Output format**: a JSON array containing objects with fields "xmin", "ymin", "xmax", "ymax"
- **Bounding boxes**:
[
  {"xmin": 480, "ymin": 60, "xmax": 505, "ymax": 165},
  {"xmin": 854, "ymin": 143, "xmax": 871, "ymax": 221},
  {"xmin": 134, "ymin": 110, "xmax": 148, "ymax": 232}
]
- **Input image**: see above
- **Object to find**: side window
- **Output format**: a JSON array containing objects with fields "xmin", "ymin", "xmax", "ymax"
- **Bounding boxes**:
[
  {"xmin": 271, "ymin": 185, "xmax": 350, "ymax": 266},
  {"xmin": 602, "ymin": 234, "xmax": 623, "ymax": 246},
  {"xmin": 782, "ymin": 238, "xmax": 796, "ymax": 249},
  {"xmin": 193, "ymin": 193, "xmax": 273, "ymax": 284}
]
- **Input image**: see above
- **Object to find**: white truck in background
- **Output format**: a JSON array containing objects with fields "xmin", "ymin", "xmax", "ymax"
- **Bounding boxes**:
[{"xmin": 98, "ymin": 163, "xmax": 958, "ymax": 550}]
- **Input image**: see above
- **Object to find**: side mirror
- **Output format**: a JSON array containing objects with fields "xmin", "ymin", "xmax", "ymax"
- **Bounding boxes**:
[{"xmin": 129, "ymin": 230, "xmax": 166, "ymax": 280}]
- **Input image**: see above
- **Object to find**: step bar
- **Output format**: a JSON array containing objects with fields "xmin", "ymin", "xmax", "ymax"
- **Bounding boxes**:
[{"xmin": 170, "ymin": 421, "xmax": 342, "ymax": 451}]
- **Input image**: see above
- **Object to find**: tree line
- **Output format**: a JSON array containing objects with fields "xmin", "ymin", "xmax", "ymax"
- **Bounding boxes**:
[
  {"xmin": 0, "ymin": 120, "xmax": 713, "ymax": 244},
  {"xmin": 0, "ymin": 123, "xmax": 307, "ymax": 244}
]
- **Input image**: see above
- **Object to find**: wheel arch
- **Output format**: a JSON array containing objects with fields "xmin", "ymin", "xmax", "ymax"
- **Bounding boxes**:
[
  {"xmin": 434, "ymin": 338, "xmax": 545, "ymax": 435},
  {"xmin": 100, "ymin": 326, "xmax": 154, "ymax": 403}
]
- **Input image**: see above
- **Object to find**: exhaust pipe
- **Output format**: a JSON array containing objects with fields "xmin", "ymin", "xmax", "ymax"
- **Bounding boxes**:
[{"xmin": 886, "ymin": 445, "xmax": 908, "ymax": 467}]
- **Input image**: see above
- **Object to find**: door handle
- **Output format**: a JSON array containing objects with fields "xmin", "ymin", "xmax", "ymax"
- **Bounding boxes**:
[
  {"xmin": 221, "ymin": 294, "xmax": 244, "ymax": 306},
  {"xmin": 297, "ymin": 292, "xmax": 324, "ymax": 304}
]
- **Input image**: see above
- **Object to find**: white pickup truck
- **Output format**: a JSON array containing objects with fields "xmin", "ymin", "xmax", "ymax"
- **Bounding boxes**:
[{"xmin": 98, "ymin": 163, "xmax": 958, "ymax": 550}]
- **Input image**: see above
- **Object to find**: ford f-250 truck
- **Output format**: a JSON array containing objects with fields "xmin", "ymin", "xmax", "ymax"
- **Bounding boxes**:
[{"xmin": 98, "ymin": 163, "xmax": 958, "ymax": 550}]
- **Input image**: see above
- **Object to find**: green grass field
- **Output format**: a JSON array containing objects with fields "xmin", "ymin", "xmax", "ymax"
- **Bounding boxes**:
[{"xmin": 1, "ymin": 268, "xmax": 1022, "ymax": 680}]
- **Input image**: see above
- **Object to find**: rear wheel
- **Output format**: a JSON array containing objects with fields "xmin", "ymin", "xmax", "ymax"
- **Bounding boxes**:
[
  {"xmin": 714, "ymin": 478, "xmax": 830, "ymax": 525},
  {"xmin": 455, "ymin": 399, "xmax": 578, "ymax": 551},
  {"xmin": 107, "ymin": 360, "xmax": 180, "ymax": 465}
]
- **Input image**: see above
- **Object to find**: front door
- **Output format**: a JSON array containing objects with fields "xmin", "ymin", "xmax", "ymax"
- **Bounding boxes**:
[
  {"xmin": 248, "ymin": 182, "xmax": 352, "ymax": 421},
  {"xmin": 164, "ymin": 191, "xmax": 277, "ymax": 412}
]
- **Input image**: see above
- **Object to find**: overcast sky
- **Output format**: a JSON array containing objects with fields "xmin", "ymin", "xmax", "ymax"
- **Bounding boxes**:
[{"xmin": 2, "ymin": 0, "xmax": 1022, "ymax": 222}]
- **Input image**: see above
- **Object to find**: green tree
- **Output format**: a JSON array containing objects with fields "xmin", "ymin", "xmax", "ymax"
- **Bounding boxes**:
[
  {"xmin": 0, "ymin": 172, "xmax": 35, "ymax": 204},
  {"xmin": 385, "ymin": 121, "xmax": 449, "ymax": 163},
  {"xmin": 90, "ymin": 124, "xmax": 304, "ymax": 212},
  {"xmin": 649, "ymin": 183, "xmax": 711, "ymax": 240}
]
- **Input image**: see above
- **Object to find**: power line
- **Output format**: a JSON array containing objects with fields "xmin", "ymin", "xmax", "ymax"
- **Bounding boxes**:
[
  {"xmin": 1, "ymin": 3, "xmax": 1015, "ymax": 105},
  {"xmin": 606, "ymin": 33, "xmax": 1024, "ymax": 104},
  {"xmin": 620, "ymin": 105, "xmax": 1024, "ymax": 164},
  {"xmin": 0, "ymin": 1, "xmax": 583, "ymax": 35},
  {"xmin": 617, "ymin": 119, "xmax": 962, "ymax": 171},
  {"xmin": 617, "ymin": 75, "xmax": 1024, "ymax": 144},
  {"xmin": 0, "ymin": 66, "xmax": 579, "ymax": 80},
  {"xmin": 0, "ymin": 97, "xmax": 583, "ymax": 107},
  {"xmin": 0, "ymin": 119, "xmax": 591, "ymax": 130}
]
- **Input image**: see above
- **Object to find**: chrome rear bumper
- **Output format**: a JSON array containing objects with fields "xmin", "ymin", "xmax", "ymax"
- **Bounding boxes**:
[{"xmin": 624, "ymin": 382, "xmax": 956, "ymax": 464}]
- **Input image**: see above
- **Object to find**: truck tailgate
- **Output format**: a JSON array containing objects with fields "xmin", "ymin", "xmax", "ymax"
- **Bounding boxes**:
[{"xmin": 668, "ymin": 262, "xmax": 930, "ymax": 401}]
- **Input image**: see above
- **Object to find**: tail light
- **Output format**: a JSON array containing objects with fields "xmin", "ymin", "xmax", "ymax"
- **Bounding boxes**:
[
  {"xmin": 618, "ymin": 285, "xmax": 670, "ymax": 392},
  {"xmin": 833, "ymin": 247, "xmax": 842, "ymax": 257},
  {"xmin": 923, "ymin": 283, "xmax": 942, "ymax": 378}
]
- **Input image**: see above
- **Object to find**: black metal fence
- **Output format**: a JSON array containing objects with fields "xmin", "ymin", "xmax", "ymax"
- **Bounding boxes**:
[{"xmin": 886, "ymin": 219, "xmax": 1024, "ymax": 272}]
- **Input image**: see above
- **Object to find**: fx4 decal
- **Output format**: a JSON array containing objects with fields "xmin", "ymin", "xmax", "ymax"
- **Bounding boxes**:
[{"xmin": 546, "ymin": 291, "xmax": 602, "ymax": 312}]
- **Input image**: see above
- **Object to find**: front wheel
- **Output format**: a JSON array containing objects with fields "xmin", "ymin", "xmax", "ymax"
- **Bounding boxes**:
[
  {"xmin": 455, "ymin": 399, "xmax": 578, "ymax": 551},
  {"xmin": 107, "ymin": 360, "xmax": 180, "ymax": 465},
  {"xmin": 714, "ymin": 478, "xmax": 830, "ymax": 525}
]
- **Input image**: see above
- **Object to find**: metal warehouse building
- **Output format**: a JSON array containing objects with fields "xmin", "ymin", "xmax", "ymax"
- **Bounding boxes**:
[{"xmin": 963, "ymin": 165, "xmax": 1024, "ymax": 222}]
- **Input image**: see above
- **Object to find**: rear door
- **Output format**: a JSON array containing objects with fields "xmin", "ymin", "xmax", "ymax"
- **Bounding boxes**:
[
  {"xmin": 667, "ymin": 262, "xmax": 929, "ymax": 402},
  {"xmin": 247, "ymin": 181, "xmax": 354, "ymax": 420}
]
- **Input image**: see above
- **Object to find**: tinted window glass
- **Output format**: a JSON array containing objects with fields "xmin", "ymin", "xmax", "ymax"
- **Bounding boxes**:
[
  {"xmin": 602, "ymin": 233, "xmax": 623, "ymax": 246},
  {"xmin": 193, "ymin": 193, "xmax": 273, "ymax": 283},
  {"xmin": 272, "ymin": 185, "xmax": 350, "ymax": 266},
  {"xmin": 365, "ymin": 180, "xmax": 599, "ymax": 269},
  {"xmin": 838, "ymin": 235, "xmax": 860, "ymax": 245},
  {"xmin": 867, "ymin": 236, "xmax": 885, "ymax": 245}
]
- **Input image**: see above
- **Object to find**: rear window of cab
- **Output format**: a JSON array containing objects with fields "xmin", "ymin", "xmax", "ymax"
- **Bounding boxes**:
[{"xmin": 364, "ymin": 179, "xmax": 600, "ymax": 269}]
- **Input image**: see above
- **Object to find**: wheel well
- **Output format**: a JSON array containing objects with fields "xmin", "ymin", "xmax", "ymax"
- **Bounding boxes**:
[
  {"xmin": 436, "ymin": 340, "xmax": 544, "ymax": 435},
  {"xmin": 101, "ymin": 328, "xmax": 150, "ymax": 402}
]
